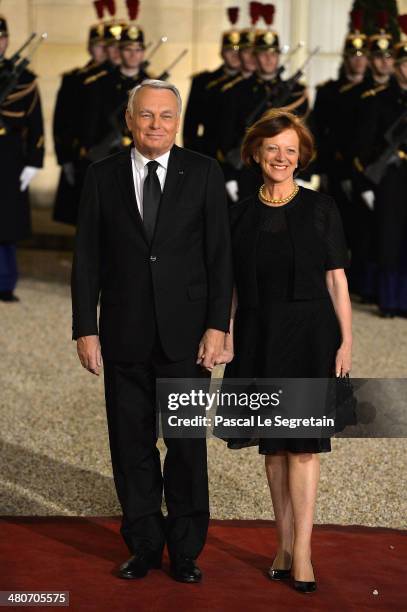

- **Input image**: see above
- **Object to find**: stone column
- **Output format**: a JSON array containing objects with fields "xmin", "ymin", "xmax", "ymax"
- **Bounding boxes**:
[{"xmin": 289, "ymin": 0, "xmax": 310, "ymax": 71}]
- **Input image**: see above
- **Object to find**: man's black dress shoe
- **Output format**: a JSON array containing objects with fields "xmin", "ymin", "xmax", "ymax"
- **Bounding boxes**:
[
  {"xmin": 170, "ymin": 557, "xmax": 202, "ymax": 583},
  {"xmin": 0, "ymin": 291, "xmax": 19, "ymax": 302},
  {"xmin": 293, "ymin": 579, "xmax": 317, "ymax": 593},
  {"xmin": 268, "ymin": 566, "xmax": 291, "ymax": 581},
  {"xmin": 118, "ymin": 553, "xmax": 162, "ymax": 579}
]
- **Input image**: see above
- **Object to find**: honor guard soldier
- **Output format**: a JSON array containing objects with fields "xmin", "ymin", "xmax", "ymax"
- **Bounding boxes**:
[
  {"xmin": 0, "ymin": 16, "xmax": 44, "ymax": 302},
  {"xmin": 215, "ymin": 27, "xmax": 257, "ymax": 199},
  {"xmin": 78, "ymin": 20, "xmax": 128, "ymax": 87},
  {"xmin": 80, "ymin": 22, "xmax": 150, "ymax": 162},
  {"xmin": 365, "ymin": 14, "xmax": 395, "ymax": 92},
  {"xmin": 99, "ymin": 19, "xmax": 127, "ymax": 72},
  {"xmin": 350, "ymin": 18, "xmax": 396, "ymax": 302},
  {"xmin": 53, "ymin": 22, "xmax": 108, "ymax": 225},
  {"xmin": 231, "ymin": 28, "xmax": 257, "ymax": 82},
  {"xmin": 311, "ymin": 10, "xmax": 370, "ymax": 287},
  {"xmin": 353, "ymin": 19, "xmax": 407, "ymax": 318},
  {"xmin": 76, "ymin": 20, "xmax": 129, "ymax": 95},
  {"xmin": 312, "ymin": 10, "xmax": 369, "ymax": 195},
  {"xmin": 218, "ymin": 24, "xmax": 309, "ymax": 202},
  {"xmin": 182, "ymin": 7, "xmax": 241, "ymax": 155}
]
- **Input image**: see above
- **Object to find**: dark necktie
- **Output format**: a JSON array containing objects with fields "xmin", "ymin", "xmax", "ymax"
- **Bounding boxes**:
[{"xmin": 143, "ymin": 160, "xmax": 161, "ymax": 242}]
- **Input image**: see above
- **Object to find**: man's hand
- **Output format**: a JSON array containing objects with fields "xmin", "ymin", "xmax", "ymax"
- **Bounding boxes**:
[
  {"xmin": 76, "ymin": 335, "xmax": 102, "ymax": 375},
  {"xmin": 197, "ymin": 329, "xmax": 226, "ymax": 371}
]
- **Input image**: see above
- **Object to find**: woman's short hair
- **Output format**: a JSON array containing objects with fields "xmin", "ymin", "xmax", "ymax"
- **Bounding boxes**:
[{"xmin": 241, "ymin": 109, "xmax": 314, "ymax": 170}]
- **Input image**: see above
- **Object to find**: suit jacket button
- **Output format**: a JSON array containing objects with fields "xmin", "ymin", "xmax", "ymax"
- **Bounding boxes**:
[{"xmin": 150, "ymin": 256, "xmax": 157, "ymax": 262}]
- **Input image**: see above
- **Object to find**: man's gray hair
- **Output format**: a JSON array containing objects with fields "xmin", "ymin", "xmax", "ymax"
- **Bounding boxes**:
[{"xmin": 127, "ymin": 79, "xmax": 182, "ymax": 116}]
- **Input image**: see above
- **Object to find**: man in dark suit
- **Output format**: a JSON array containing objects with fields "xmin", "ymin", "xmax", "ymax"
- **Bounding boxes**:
[{"xmin": 71, "ymin": 80, "xmax": 233, "ymax": 583}]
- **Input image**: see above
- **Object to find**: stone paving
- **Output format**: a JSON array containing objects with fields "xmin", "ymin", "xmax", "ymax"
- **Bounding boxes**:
[{"xmin": 0, "ymin": 250, "xmax": 405, "ymax": 528}]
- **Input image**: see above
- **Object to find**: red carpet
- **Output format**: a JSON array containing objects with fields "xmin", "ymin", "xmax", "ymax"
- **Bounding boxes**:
[{"xmin": 0, "ymin": 518, "xmax": 405, "ymax": 611}]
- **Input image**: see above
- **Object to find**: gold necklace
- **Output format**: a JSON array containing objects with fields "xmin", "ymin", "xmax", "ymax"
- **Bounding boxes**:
[{"xmin": 259, "ymin": 182, "xmax": 299, "ymax": 205}]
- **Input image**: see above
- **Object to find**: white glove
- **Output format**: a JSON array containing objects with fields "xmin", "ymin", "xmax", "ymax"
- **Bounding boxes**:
[
  {"xmin": 296, "ymin": 178, "xmax": 314, "ymax": 190},
  {"xmin": 361, "ymin": 190, "xmax": 375, "ymax": 210},
  {"xmin": 63, "ymin": 162, "xmax": 76, "ymax": 186},
  {"xmin": 19, "ymin": 166, "xmax": 39, "ymax": 192},
  {"xmin": 226, "ymin": 180, "xmax": 239, "ymax": 202}
]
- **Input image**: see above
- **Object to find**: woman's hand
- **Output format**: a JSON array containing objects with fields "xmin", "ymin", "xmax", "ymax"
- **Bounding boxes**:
[{"xmin": 335, "ymin": 342, "xmax": 352, "ymax": 377}]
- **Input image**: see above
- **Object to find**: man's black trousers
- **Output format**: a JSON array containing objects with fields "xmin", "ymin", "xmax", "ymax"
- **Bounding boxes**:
[{"xmin": 103, "ymin": 339, "xmax": 210, "ymax": 562}]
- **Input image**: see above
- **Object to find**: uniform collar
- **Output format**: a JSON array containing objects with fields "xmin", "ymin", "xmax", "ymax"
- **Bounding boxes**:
[{"xmin": 256, "ymin": 71, "xmax": 280, "ymax": 84}]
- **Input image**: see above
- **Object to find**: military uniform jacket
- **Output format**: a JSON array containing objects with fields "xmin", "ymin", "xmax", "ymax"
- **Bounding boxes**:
[
  {"xmin": 81, "ymin": 66, "xmax": 150, "ymax": 160},
  {"xmin": 52, "ymin": 60, "xmax": 118, "ymax": 226},
  {"xmin": 353, "ymin": 77, "xmax": 407, "ymax": 169},
  {"xmin": 353, "ymin": 77, "xmax": 407, "ymax": 269},
  {"xmin": 53, "ymin": 60, "xmax": 99, "ymax": 165},
  {"xmin": 311, "ymin": 72, "xmax": 373, "ymax": 176},
  {"xmin": 182, "ymin": 64, "xmax": 239, "ymax": 157},
  {"xmin": 219, "ymin": 72, "xmax": 309, "ymax": 161},
  {"xmin": 0, "ymin": 59, "xmax": 44, "ymax": 242}
]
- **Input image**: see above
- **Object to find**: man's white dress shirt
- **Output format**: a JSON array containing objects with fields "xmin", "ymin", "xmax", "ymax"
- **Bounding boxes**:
[{"xmin": 130, "ymin": 147, "xmax": 170, "ymax": 218}]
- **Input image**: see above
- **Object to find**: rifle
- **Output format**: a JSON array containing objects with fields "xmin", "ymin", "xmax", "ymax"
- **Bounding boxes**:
[
  {"xmin": 9, "ymin": 33, "xmax": 37, "ymax": 65},
  {"xmin": 249, "ymin": 46, "xmax": 319, "ymax": 126},
  {"xmin": 281, "ymin": 40, "xmax": 305, "ymax": 60},
  {"xmin": 363, "ymin": 109, "xmax": 407, "ymax": 184},
  {"xmin": 225, "ymin": 46, "xmax": 319, "ymax": 171},
  {"xmin": 157, "ymin": 49, "xmax": 188, "ymax": 81},
  {"xmin": 140, "ymin": 36, "xmax": 168, "ymax": 72},
  {"xmin": 0, "ymin": 32, "xmax": 47, "ymax": 122},
  {"xmin": 87, "ymin": 101, "xmax": 127, "ymax": 162}
]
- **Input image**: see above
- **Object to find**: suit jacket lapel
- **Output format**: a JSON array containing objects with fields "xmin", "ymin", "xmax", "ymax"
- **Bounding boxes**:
[
  {"xmin": 116, "ymin": 148, "xmax": 149, "ymax": 244},
  {"xmin": 153, "ymin": 145, "xmax": 186, "ymax": 244}
]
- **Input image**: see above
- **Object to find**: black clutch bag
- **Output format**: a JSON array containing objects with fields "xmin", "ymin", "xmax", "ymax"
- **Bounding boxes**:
[{"xmin": 333, "ymin": 373, "xmax": 358, "ymax": 433}]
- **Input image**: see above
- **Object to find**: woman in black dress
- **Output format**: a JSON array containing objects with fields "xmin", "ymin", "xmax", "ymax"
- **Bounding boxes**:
[{"xmin": 220, "ymin": 110, "xmax": 352, "ymax": 593}]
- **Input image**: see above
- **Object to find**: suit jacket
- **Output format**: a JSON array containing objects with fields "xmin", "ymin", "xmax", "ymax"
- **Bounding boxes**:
[{"xmin": 71, "ymin": 144, "xmax": 233, "ymax": 362}]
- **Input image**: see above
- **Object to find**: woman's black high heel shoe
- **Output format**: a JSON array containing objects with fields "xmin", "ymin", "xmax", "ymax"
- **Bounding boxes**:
[
  {"xmin": 268, "ymin": 557, "xmax": 291, "ymax": 581},
  {"xmin": 292, "ymin": 561, "xmax": 317, "ymax": 593},
  {"xmin": 268, "ymin": 567, "xmax": 291, "ymax": 581},
  {"xmin": 293, "ymin": 578, "xmax": 317, "ymax": 593}
]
